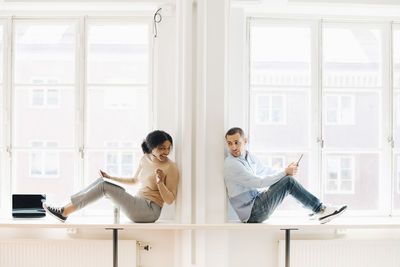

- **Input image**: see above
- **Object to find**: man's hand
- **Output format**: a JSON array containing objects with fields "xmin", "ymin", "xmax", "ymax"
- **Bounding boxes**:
[
  {"xmin": 155, "ymin": 169, "xmax": 166, "ymax": 184},
  {"xmin": 285, "ymin": 162, "xmax": 299, "ymax": 176}
]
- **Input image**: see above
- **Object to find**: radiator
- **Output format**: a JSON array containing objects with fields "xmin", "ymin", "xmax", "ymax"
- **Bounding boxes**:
[
  {"xmin": 0, "ymin": 239, "xmax": 136, "ymax": 267},
  {"xmin": 278, "ymin": 240, "xmax": 400, "ymax": 267}
]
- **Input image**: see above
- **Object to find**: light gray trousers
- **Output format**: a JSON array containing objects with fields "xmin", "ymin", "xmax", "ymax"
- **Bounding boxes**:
[{"xmin": 71, "ymin": 178, "xmax": 161, "ymax": 223}]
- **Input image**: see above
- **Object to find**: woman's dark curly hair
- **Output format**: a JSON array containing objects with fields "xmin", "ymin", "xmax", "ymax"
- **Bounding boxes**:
[{"xmin": 141, "ymin": 130, "xmax": 173, "ymax": 154}]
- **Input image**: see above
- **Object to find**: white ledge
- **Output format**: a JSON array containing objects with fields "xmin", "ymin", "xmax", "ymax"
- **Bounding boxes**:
[{"xmin": 0, "ymin": 216, "xmax": 400, "ymax": 230}]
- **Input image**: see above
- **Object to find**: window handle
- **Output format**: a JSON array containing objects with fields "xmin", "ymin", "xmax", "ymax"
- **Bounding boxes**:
[
  {"xmin": 317, "ymin": 138, "xmax": 324, "ymax": 149},
  {"xmin": 6, "ymin": 146, "xmax": 12, "ymax": 158},
  {"xmin": 388, "ymin": 137, "xmax": 394, "ymax": 148},
  {"xmin": 79, "ymin": 147, "xmax": 84, "ymax": 159}
]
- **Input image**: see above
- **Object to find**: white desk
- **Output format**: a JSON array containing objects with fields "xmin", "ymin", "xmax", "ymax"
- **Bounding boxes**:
[
  {"xmin": 2, "ymin": 216, "xmax": 400, "ymax": 230},
  {"xmin": 1, "ymin": 216, "xmax": 400, "ymax": 267}
]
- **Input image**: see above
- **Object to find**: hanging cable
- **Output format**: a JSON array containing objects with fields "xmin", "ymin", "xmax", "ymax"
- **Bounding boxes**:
[{"xmin": 153, "ymin": 8, "xmax": 162, "ymax": 38}]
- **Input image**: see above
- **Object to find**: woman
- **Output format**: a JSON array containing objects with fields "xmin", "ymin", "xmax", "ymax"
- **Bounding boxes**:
[{"xmin": 43, "ymin": 130, "xmax": 179, "ymax": 223}]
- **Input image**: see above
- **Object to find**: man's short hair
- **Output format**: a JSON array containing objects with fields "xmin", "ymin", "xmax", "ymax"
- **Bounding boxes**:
[{"xmin": 225, "ymin": 127, "xmax": 245, "ymax": 139}]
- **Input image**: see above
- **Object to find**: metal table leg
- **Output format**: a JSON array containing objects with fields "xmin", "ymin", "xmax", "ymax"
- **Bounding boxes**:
[
  {"xmin": 280, "ymin": 228, "xmax": 298, "ymax": 267},
  {"xmin": 106, "ymin": 228, "xmax": 123, "ymax": 267}
]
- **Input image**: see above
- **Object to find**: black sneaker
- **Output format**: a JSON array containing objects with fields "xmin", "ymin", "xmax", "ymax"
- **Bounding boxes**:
[
  {"xmin": 43, "ymin": 203, "xmax": 68, "ymax": 223},
  {"xmin": 318, "ymin": 205, "xmax": 347, "ymax": 224}
]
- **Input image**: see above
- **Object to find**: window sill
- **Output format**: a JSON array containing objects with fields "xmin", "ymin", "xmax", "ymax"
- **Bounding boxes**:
[{"xmin": 0, "ymin": 216, "xmax": 400, "ymax": 230}]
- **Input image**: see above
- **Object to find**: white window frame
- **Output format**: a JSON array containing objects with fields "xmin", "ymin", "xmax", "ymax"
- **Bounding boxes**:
[
  {"xmin": 28, "ymin": 140, "xmax": 60, "ymax": 178},
  {"xmin": 325, "ymin": 94, "xmax": 355, "ymax": 125},
  {"xmin": 396, "ymin": 93, "xmax": 400, "ymax": 127},
  {"xmin": 255, "ymin": 93, "xmax": 287, "ymax": 125}
]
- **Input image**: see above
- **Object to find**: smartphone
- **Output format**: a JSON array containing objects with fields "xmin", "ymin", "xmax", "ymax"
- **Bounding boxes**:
[{"xmin": 297, "ymin": 154, "xmax": 304, "ymax": 165}]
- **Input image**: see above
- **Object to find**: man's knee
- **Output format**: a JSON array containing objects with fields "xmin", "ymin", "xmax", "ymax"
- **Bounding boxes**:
[{"xmin": 280, "ymin": 175, "xmax": 295, "ymax": 184}]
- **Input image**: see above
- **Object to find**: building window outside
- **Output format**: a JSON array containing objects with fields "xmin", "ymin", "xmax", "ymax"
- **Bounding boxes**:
[
  {"xmin": 105, "ymin": 142, "xmax": 135, "ymax": 177},
  {"xmin": 325, "ymin": 94, "xmax": 355, "ymax": 125},
  {"xmin": 325, "ymin": 156, "xmax": 355, "ymax": 194},
  {"xmin": 30, "ymin": 88, "xmax": 60, "ymax": 108},
  {"xmin": 270, "ymin": 155, "xmax": 285, "ymax": 169},
  {"xmin": 255, "ymin": 94, "xmax": 286, "ymax": 125},
  {"xmin": 29, "ymin": 141, "xmax": 59, "ymax": 178}
]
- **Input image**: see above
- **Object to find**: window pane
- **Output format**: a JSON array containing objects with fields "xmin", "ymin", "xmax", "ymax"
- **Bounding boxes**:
[
  {"xmin": 250, "ymin": 25, "xmax": 311, "ymax": 151},
  {"xmin": 87, "ymin": 86, "xmax": 148, "ymax": 148},
  {"xmin": 393, "ymin": 29, "xmax": 400, "ymax": 88},
  {"xmin": 44, "ymin": 152, "xmax": 59, "ymax": 176},
  {"xmin": 87, "ymin": 24, "xmax": 148, "ymax": 84},
  {"xmin": 251, "ymin": 90, "xmax": 309, "ymax": 150},
  {"xmin": 323, "ymin": 153, "xmax": 378, "ymax": 210},
  {"xmin": 393, "ymin": 28, "xmax": 400, "ymax": 150},
  {"xmin": 106, "ymin": 153, "xmax": 118, "ymax": 165},
  {"xmin": 47, "ymin": 89, "xmax": 59, "ymax": 106},
  {"xmin": 393, "ymin": 154, "xmax": 400, "ymax": 211},
  {"xmin": 324, "ymin": 92, "xmax": 378, "ymax": 148},
  {"xmin": 32, "ymin": 89, "xmax": 44, "ymax": 106},
  {"xmin": 393, "ymin": 27, "xmax": 400, "ymax": 212},
  {"xmin": 251, "ymin": 26, "xmax": 311, "ymax": 86},
  {"xmin": 0, "ymin": 26, "xmax": 4, "ymax": 82},
  {"xmin": 14, "ymin": 23, "xmax": 75, "ymax": 84},
  {"xmin": 14, "ymin": 151, "xmax": 75, "ymax": 204},
  {"xmin": 29, "ymin": 152, "xmax": 42, "ymax": 176},
  {"xmin": 14, "ymin": 87, "xmax": 75, "ymax": 147},
  {"xmin": 121, "ymin": 153, "xmax": 133, "ymax": 164},
  {"xmin": 323, "ymin": 27, "xmax": 382, "ymax": 88}
]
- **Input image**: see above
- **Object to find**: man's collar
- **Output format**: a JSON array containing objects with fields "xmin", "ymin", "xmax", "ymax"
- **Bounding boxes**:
[{"xmin": 229, "ymin": 150, "xmax": 249, "ymax": 161}]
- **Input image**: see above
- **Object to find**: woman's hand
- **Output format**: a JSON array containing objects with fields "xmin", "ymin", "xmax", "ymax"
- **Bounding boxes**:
[
  {"xmin": 285, "ymin": 162, "xmax": 299, "ymax": 176},
  {"xmin": 99, "ymin": 169, "xmax": 112, "ymax": 179},
  {"xmin": 155, "ymin": 169, "xmax": 166, "ymax": 184}
]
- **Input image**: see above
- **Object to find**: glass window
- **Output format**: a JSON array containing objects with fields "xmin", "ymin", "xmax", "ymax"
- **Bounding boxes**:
[
  {"xmin": 86, "ymin": 23, "xmax": 149, "ymax": 149},
  {"xmin": 322, "ymin": 24, "xmax": 382, "ymax": 211},
  {"xmin": 105, "ymin": 142, "xmax": 135, "ymax": 177},
  {"xmin": 28, "ymin": 141, "xmax": 59, "ymax": 178},
  {"xmin": 250, "ymin": 24, "xmax": 311, "ymax": 152},
  {"xmin": 2, "ymin": 19, "xmax": 152, "ymax": 216},
  {"xmin": 255, "ymin": 94, "xmax": 286, "ymax": 125},
  {"xmin": 325, "ymin": 95, "xmax": 355, "ymax": 125},
  {"xmin": 13, "ymin": 21, "xmax": 76, "ymax": 205},
  {"xmin": 247, "ymin": 20, "xmax": 387, "ymax": 216},
  {"xmin": 31, "ymin": 89, "xmax": 44, "ymax": 106},
  {"xmin": 248, "ymin": 23, "xmax": 312, "ymax": 214},
  {"xmin": 325, "ymin": 155, "xmax": 354, "ymax": 194},
  {"xmin": 393, "ymin": 26, "xmax": 400, "ymax": 212}
]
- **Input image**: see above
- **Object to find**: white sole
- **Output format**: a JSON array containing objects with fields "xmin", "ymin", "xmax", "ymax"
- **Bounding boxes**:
[
  {"xmin": 43, "ymin": 203, "xmax": 66, "ymax": 223},
  {"xmin": 319, "ymin": 205, "xmax": 347, "ymax": 224}
]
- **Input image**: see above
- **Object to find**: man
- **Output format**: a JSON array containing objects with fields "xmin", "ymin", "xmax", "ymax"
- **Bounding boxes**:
[{"xmin": 224, "ymin": 127, "xmax": 347, "ymax": 224}]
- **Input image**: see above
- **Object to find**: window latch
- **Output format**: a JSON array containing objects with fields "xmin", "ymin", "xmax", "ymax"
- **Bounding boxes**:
[
  {"xmin": 388, "ymin": 137, "xmax": 394, "ymax": 148},
  {"xmin": 6, "ymin": 146, "xmax": 12, "ymax": 158},
  {"xmin": 317, "ymin": 138, "xmax": 324, "ymax": 149},
  {"xmin": 79, "ymin": 147, "xmax": 84, "ymax": 159}
]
